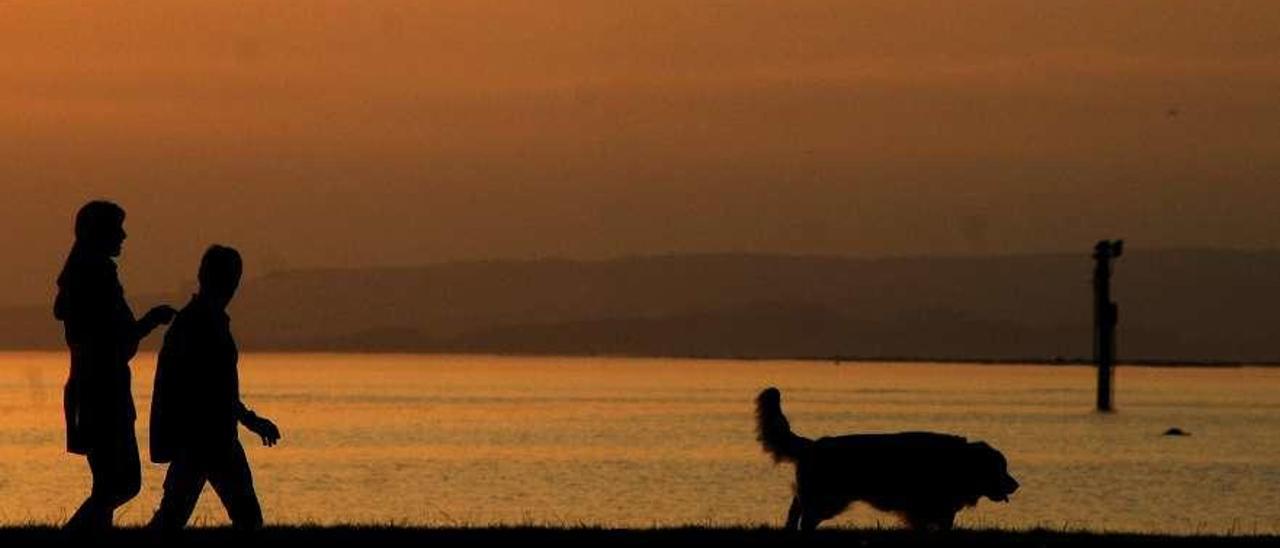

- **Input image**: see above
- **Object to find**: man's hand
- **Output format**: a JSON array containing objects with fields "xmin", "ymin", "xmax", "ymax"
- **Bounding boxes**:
[
  {"xmin": 144, "ymin": 305, "xmax": 177, "ymax": 326},
  {"xmin": 245, "ymin": 415, "xmax": 281, "ymax": 447}
]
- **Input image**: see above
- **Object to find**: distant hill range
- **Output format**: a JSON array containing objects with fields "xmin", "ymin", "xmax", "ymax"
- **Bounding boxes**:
[{"xmin": 5, "ymin": 250, "xmax": 1280, "ymax": 362}]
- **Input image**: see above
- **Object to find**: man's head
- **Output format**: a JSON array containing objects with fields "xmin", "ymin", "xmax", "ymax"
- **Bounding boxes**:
[
  {"xmin": 74, "ymin": 201, "xmax": 127, "ymax": 258},
  {"xmin": 198, "ymin": 245, "xmax": 243, "ymax": 309}
]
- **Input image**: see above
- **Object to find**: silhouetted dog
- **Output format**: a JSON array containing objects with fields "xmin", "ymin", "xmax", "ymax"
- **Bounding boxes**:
[{"xmin": 755, "ymin": 387, "xmax": 1018, "ymax": 531}]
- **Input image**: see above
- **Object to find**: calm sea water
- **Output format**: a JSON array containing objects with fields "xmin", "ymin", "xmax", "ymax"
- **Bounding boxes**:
[{"xmin": 0, "ymin": 352, "xmax": 1277, "ymax": 533}]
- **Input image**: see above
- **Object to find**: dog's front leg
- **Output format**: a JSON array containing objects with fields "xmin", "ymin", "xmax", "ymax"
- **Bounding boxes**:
[
  {"xmin": 935, "ymin": 511, "xmax": 956, "ymax": 531},
  {"xmin": 784, "ymin": 496, "xmax": 802, "ymax": 531}
]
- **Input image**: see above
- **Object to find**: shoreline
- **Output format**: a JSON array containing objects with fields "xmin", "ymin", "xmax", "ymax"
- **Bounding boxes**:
[{"xmin": 0, "ymin": 526, "xmax": 1275, "ymax": 547}]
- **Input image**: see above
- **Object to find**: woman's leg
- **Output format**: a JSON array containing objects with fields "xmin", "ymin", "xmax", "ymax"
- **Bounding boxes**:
[{"xmin": 65, "ymin": 428, "xmax": 141, "ymax": 531}]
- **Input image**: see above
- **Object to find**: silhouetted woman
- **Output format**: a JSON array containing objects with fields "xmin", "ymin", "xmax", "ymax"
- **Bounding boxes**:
[{"xmin": 54, "ymin": 201, "xmax": 175, "ymax": 531}]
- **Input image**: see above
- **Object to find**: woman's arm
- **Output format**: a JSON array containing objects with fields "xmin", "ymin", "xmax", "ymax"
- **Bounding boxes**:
[{"xmin": 134, "ymin": 305, "xmax": 177, "ymax": 341}]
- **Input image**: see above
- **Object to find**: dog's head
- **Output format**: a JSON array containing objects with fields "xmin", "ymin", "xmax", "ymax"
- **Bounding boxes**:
[{"xmin": 967, "ymin": 441, "xmax": 1019, "ymax": 502}]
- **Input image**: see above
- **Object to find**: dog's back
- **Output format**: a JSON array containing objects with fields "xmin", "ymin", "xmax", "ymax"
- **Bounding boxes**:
[{"xmin": 807, "ymin": 432, "xmax": 974, "ymax": 498}]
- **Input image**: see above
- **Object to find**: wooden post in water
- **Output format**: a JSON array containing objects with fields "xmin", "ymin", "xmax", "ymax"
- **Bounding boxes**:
[{"xmin": 1092, "ymin": 239, "xmax": 1123, "ymax": 412}]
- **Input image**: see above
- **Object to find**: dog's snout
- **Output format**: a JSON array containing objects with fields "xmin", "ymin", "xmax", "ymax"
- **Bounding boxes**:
[{"xmin": 1005, "ymin": 475, "xmax": 1020, "ymax": 494}]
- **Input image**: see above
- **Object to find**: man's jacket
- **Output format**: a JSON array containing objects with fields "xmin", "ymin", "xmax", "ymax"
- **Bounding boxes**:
[{"xmin": 149, "ymin": 296, "xmax": 246, "ymax": 463}]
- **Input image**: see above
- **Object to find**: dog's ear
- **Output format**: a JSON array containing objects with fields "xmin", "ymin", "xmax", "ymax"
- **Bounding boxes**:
[
  {"xmin": 966, "ymin": 441, "xmax": 1017, "ymax": 502},
  {"xmin": 959, "ymin": 442, "xmax": 990, "ymax": 487},
  {"xmin": 968, "ymin": 442, "xmax": 1004, "ymax": 462}
]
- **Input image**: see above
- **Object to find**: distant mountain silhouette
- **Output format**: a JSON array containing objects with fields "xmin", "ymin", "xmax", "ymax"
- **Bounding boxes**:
[{"xmin": 5, "ymin": 250, "xmax": 1280, "ymax": 362}]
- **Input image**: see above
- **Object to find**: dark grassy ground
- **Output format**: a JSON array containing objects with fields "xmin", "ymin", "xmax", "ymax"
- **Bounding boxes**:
[{"xmin": 2, "ymin": 526, "xmax": 1276, "ymax": 547}]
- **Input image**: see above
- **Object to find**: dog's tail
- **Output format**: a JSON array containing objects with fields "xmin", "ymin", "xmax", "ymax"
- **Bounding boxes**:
[{"xmin": 755, "ymin": 387, "xmax": 812, "ymax": 464}]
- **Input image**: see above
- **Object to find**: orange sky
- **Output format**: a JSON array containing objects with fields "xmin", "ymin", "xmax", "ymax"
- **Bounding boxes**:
[{"xmin": 2, "ymin": 1, "xmax": 1279, "ymax": 304}]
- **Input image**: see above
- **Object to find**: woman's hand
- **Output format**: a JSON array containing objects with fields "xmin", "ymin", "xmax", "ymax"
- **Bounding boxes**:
[{"xmin": 144, "ymin": 305, "xmax": 177, "ymax": 326}]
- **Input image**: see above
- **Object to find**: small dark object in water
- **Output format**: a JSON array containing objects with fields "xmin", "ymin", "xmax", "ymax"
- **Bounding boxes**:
[{"xmin": 1163, "ymin": 428, "xmax": 1190, "ymax": 437}]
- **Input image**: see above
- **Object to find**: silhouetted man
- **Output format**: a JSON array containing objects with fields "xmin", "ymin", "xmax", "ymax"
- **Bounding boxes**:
[
  {"xmin": 148, "ymin": 245, "xmax": 280, "ymax": 531},
  {"xmin": 55, "ymin": 200, "xmax": 176, "ymax": 531}
]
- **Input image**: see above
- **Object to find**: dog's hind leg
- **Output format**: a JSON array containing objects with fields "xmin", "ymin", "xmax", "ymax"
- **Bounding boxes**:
[
  {"xmin": 798, "ymin": 508, "xmax": 824, "ymax": 532},
  {"xmin": 934, "ymin": 511, "xmax": 956, "ymax": 531},
  {"xmin": 784, "ymin": 496, "xmax": 802, "ymax": 530}
]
